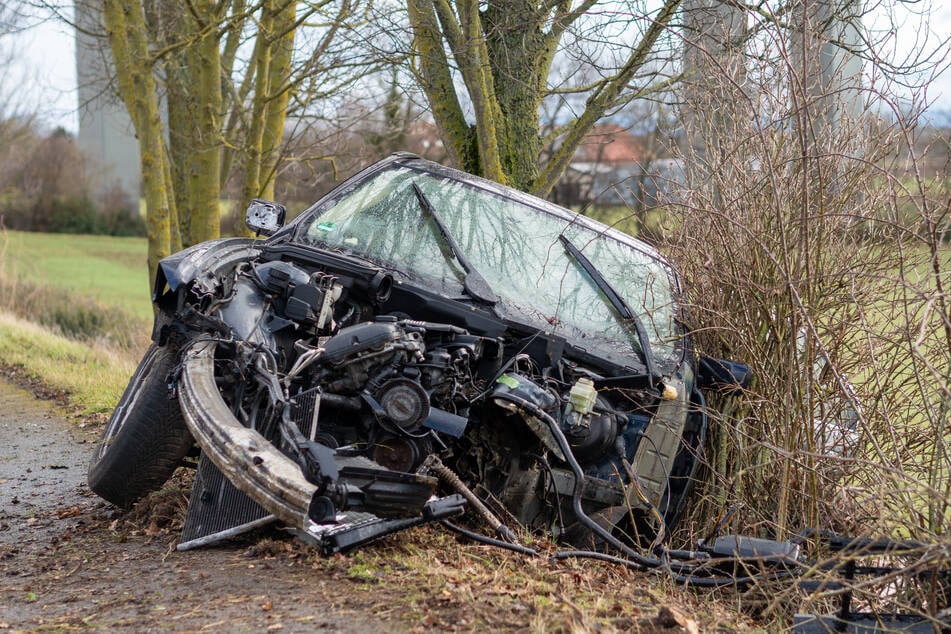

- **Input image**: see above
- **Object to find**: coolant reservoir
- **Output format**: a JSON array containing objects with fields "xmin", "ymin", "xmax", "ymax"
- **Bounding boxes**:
[{"xmin": 568, "ymin": 377, "xmax": 598, "ymax": 415}]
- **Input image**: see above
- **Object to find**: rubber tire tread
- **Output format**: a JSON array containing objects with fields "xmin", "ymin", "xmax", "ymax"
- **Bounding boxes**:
[{"xmin": 87, "ymin": 344, "xmax": 194, "ymax": 507}]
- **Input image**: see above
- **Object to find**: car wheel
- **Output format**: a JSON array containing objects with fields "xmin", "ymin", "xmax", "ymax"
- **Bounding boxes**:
[{"xmin": 87, "ymin": 343, "xmax": 194, "ymax": 507}]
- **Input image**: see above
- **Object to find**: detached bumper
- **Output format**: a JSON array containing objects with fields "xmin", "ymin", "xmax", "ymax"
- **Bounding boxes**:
[
  {"xmin": 177, "ymin": 343, "xmax": 462, "ymax": 552},
  {"xmin": 178, "ymin": 343, "xmax": 316, "ymax": 528}
]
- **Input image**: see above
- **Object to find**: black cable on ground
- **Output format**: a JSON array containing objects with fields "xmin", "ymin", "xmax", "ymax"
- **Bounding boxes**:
[
  {"xmin": 441, "ymin": 521, "xmax": 540, "ymax": 556},
  {"xmin": 552, "ymin": 549, "xmax": 649, "ymax": 571},
  {"xmin": 442, "ymin": 523, "xmax": 799, "ymax": 588}
]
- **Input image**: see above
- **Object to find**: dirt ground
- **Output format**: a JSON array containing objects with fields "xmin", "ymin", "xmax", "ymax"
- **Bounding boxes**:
[
  {"xmin": 0, "ymin": 377, "xmax": 756, "ymax": 633},
  {"xmin": 0, "ymin": 379, "xmax": 415, "ymax": 632}
]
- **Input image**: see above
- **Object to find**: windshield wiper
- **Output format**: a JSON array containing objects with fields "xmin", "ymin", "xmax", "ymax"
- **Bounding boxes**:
[
  {"xmin": 558, "ymin": 234, "xmax": 658, "ymax": 382},
  {"xmin": 412, "ymin": 183, "xmax": 499, "ymax": 305}
]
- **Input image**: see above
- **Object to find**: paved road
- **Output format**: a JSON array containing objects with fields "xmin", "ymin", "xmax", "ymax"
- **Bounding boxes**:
[{"xmin": 0, "ymin": 380, "xmax": 94, "ymax": 548}]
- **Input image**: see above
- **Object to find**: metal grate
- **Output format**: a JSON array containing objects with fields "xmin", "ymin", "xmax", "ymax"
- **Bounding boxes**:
[
  {"xmin": 290, "ymin": 387, "xmax": 321, "ymax": 439},
  {"xmin": 177, "ymin": 453, "xmax": 276, "ymax": 550}
]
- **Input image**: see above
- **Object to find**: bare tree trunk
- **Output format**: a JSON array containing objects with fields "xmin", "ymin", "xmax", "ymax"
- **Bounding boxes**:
[
  {"xmin": 240, "ymin": 0, "xmax": 298, "ymax": 211},
  {"xmin": 681, "ymin": 0, "xmax": 748, "ymax": 204},
  {"xmin": 407, "ymin": 0, "xmax": 475, "ymax": 172},
  {"xmin": 409, "ymin": 0, "xmax": 681, "ymax": 194},
  {"xmin": 185, "ymin": 0, "xmax": 223, "ymax": 244},
  {"xmin": 257, "ymin": 0, "xmax": 297, "ymax": 201}
]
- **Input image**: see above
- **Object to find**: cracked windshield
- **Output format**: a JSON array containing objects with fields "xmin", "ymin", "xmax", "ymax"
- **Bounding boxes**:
[{"xmin": 302, "ymin": 166, "xmax": 678, "ymax": 367}]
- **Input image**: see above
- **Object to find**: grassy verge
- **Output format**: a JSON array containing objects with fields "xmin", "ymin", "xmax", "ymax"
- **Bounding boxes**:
[
  {"xmin": 0, "ymin": 230, "xmax": 152, "ymax": 350},
  {"xmin": 132, "ymin": 474, "xmax": 760, "ymax": 633},
  {"xmin": 0, "ymin": 230, "xmax": 148, "ymax": 415},
  {"xmin": 308, "ymin": 527, "xmax": 759, "ymax": 632},
  {"xmin": 0, "ymin": 310, "xmax": 138, "ymax": 414}
]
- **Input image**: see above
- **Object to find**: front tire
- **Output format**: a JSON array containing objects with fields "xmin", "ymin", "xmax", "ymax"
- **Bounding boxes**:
[{"xmin": 87, "ymin": 344, "xmax": 193, "ymax": 507}]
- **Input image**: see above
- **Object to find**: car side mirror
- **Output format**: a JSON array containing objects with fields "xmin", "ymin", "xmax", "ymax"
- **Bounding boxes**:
[
  {"xmin": 697, "ymin": 355, "xmax": 752, "ymax": 393},
  {"xmin": 245, "ymin": 199, "xmax": 286, "ymax": 236}
]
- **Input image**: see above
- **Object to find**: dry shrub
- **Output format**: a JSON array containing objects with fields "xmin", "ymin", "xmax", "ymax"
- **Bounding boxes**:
[
  {"xmin": 662, "ymin": 2, "xmax": 951, "ymax": 547},
  {"xmin": 642, "ymin": 7, "xmax": 951, "ymax": 624}
]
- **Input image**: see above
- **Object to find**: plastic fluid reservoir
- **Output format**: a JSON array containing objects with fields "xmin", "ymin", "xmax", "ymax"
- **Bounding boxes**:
[{"xmin": 568, "ymin": 377, "xmax": 597, "ymax": 415}]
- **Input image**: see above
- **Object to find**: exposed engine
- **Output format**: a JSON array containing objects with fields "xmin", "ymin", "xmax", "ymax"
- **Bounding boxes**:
[{"xmin": 186, "ymin": 254, "xmax": 698, "ymax": 546}]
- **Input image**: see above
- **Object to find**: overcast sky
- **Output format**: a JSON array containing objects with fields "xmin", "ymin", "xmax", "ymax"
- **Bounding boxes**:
[
  {"xmin": 4, "ymin": 13, "xmax": 78, "ymax": 132},
  {"xmin": 6, "ymin": 2, "xmax": 951, "ymax": 134}
]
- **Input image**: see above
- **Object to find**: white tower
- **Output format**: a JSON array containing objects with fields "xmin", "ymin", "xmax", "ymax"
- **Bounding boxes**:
[
  {"xmin": 791, "ymin": 0, "xmax": 865, "ymax": 148},
  {"xmin": 74, "ymin": 2, "xmax": 140, "ymax": 204}
]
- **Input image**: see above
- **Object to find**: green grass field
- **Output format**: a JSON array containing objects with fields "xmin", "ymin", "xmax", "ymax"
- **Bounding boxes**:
[
  {"xmin": 0, "ymin": 230, "xmax": 152, "ymax": 412},
  {"xmin": 1, "ymin": 231, "xmax": 153, "ymax": 321}
]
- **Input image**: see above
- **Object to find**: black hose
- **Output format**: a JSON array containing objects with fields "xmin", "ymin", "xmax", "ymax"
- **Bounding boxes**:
[
  {"xmin": 553, "ymin": 550, "xmax": 649, "ymax": 571},
  {"xmin": 795, "ymin": 528, "xmax": 933, "ymax": 554},
  {"xmin": 513, "ymin": 399, "xmax": 663, "ymax": 568},
  {"xmin": 443, "ymin": 520, "xmax": 800, "ymax": 588},
  {"xmin": 441, "ymin": 521, "xmax": 540, "ymax": 556},
  {"xmin": 488, "ymin": 400, "xmax": 808, "ymax": 586}
]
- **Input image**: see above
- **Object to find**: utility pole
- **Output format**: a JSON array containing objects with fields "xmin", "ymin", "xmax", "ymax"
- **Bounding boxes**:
[
  {"xmin": 681, "ymin": 0, "xmax": 749, "ymax": 201},
  {"xmin": 791, "ymin": 0, "xmax": 865, "ymax": 151}
]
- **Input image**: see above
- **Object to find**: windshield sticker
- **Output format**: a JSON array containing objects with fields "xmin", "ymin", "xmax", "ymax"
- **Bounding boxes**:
[{"xmin": 315, "ymin": 221, "xmax": 336, "ymax": 233}]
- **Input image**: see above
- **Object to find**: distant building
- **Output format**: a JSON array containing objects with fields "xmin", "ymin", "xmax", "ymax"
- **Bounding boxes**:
[
  {"xmin": 74, "ymin": 4, "xmax": 140, "ymax": 204},
  {"xmin": 551, "ymin": 123, "xmax": 682, "ymax": 209}
]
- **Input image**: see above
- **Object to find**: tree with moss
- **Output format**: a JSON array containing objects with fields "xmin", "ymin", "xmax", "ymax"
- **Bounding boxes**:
[
  {"xmin": 102, "ymin": 0, "xmax": 178, "ymax": 278},
  {"xmin": 406, "ymin": 0, "xmax": 681, "ymax": 195},
  {"xmin": 98, "ymin": 0, "xmax": 354, "ymax": 279}
]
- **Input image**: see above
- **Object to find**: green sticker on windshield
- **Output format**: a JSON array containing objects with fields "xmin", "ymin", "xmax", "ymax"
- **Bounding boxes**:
[
  {"xmin": 496, "ymin": 375, "xmax": 520, "ymax": 389},
  {"xmin": 315, "ymin": 221, "xmax": 336, "ymax": 233}
]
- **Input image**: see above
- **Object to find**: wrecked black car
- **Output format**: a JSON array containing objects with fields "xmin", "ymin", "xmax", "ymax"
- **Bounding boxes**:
[{"xmin": 88, "ymin": 153, "xmax": 742, "ymax": 554}]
